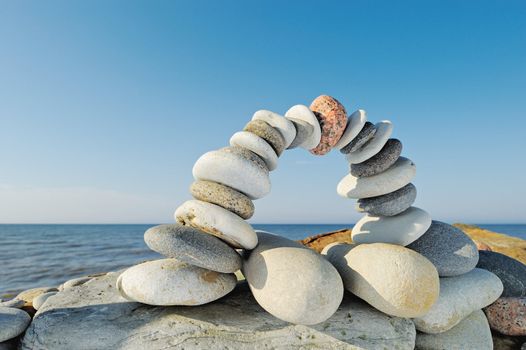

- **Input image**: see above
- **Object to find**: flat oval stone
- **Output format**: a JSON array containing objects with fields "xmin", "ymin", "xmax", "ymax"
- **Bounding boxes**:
[
  {"xmin": 484, "ymin": 297, "xmax": 526, "ymax": 336},
  {"xmin": 230, "ymin": 131, "xmax": 278, "ymax": 171},
  {"xmin": 346, "ymin": 121, "xmax": 393, "ymax": 164},
  {"xmin": 0, "ymin": 307, "xmax": 31, "ymax": 342},
  {"xmin": 415, "ymin": 310, "xmax": 493, "ymax": 350},
  {"xmin": 356, "ymin": 183, "xmax": 416, "ymax": 216},
  {"xmin": 334, "ymin": 109, "xmax": 367, "ymax": 150},
  {"xmin": 190, "ymin": 180, "xmax": 254, "ymax": 219},
  {"xmin": 352, "ymin": 207, "xmax": 432, "ymax": 246},
  {"xmin": 33, "ymin": 292, "xmax": 57, "ymax": 310},
  {"xmin": 476, "ymin": 250, "xmax": 526, "ymax": 297},
  {"xmin": 285, "ymin": 105, "xmax": 321, "ymax": 150},
  {"xmin": 286, "ymin": 117, "xmax": 314, "ymax": 149},
  {"xmin": 117, "ymin": 259, "xmax": 236, "ymax": 306},
  {"xmin": 337, "ymin": 157, "xmax": 416, "ymax": 199},
  {"xmin": 244, "ymin": 120, "xmax": 285, "ymax": 156},
  {"xmin": 413, "ymin": 268, "xmax": 503, "ymax": 334},
  {"xmin": 323, "ymin": 243, "xmax": 439, "ymax": 318},
  {"xmin": 340, "ymin": 121, "xmax": 376, "ymax": 154},
  {"xmin": 407, "ymin": 221, "xmax": 479, "ymax": 277},
  {"xmin": 144, "ymin": 224, "xmax": 242, "ymax": 273},
  {"xmin": 308, "ymin": 95, "xmax": 347, "ymax": 155},
  {"xmin": 62, "ymin": 277, "xmax": 92, "ymax": 290},
  {"xmin": 252, "ymin": 110, "xmax": 297, "ymax": 149},
  {"xmin": 175, "ymin": 200, "xmax": 258, "ymax": 249},
  {"xmin": 243, "ymin": 231, "xmax": 343, "ymax": 325},
  {"xmin": 192, "ymin": 146, "xmax": 270, "ymax": 199},
  {"xmin": 350, "ymin": 138, "xmax": 402, "ymax": 177}
]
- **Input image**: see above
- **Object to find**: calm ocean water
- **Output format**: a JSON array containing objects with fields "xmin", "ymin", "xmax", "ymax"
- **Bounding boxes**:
[{"xmin": 1, "ymin": 223, "xmax": 525, "ymax": 296}]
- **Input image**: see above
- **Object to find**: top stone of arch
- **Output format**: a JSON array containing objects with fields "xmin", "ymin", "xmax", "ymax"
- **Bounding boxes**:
[{"xmin": 309, "ymin": 95, "xmax": 348, "ymax": 155}]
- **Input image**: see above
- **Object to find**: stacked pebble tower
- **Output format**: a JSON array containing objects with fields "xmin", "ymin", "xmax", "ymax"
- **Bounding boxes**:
[{"xmin": 116, "ymin": 95, "xmax": 505, "ymax": 349}]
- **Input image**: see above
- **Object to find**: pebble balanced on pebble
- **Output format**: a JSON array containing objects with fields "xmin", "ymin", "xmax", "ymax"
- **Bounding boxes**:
[{"xmin": 116, "ymin": 95, "xmax": 504, "ymax": 348}]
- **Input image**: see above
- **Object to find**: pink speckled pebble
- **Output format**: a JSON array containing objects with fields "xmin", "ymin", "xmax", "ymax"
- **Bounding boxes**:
[
  {"xmin": 309, "ymin": 95, "xmax": 347, "ymax": 155},
  {"xmin": 484, "ymin": 297, "xmax": 526, "ymax": 336}
]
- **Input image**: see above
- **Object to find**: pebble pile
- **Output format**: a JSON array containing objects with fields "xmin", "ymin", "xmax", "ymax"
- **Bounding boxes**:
[
  {"xmin": 1, "ymin": 95, "xmax": 525, "ymax": 349},
  {"xmin": 111, "ymin": 94, "xmax": 520, "ymax": 349}
]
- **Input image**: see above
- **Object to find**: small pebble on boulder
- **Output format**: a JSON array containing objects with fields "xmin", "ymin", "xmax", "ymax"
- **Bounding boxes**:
[{"xmin": 117, "ymin": 259, "xmax": 236, "ymax": 306}]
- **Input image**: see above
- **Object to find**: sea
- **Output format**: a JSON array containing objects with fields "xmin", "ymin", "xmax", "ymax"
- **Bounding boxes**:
[{"xmin": 1, "ymin": 224, "xmax": 525, "ymax": 297}]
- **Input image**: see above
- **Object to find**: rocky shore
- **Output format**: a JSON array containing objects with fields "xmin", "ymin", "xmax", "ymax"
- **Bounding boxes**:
[{"xmin": 0, "ymin": 224, "xmax": 524, "ymax": 349}]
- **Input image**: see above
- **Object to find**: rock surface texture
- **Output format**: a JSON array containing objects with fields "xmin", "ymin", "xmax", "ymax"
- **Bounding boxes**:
[{"xmin": 22, "ymin": 272, "xmax": 417, "ymax": 350}]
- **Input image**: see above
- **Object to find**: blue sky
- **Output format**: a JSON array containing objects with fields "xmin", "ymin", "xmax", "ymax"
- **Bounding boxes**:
[{"xmin": 0, "ymin": 0, "xmax": 525, "ymax": 224}]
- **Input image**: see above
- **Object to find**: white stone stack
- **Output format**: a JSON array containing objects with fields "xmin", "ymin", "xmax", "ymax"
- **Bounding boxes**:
[
  {"xmin": 327, "ymin": 104, "xmax": 503, "ymax": 349},
  {"xmin": 115, "ymin": 94, "xmax": 504, "ymax": 349}
]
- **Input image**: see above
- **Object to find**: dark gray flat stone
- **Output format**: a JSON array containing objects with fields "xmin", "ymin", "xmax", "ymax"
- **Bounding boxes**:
[
  {"xmin": 350, "ymin": 139, "xmax": 402, "ymax": 177},
  {"xmin": 356, "ymin": 183, "xmax": 417, "ymax": 216},
  {"xmin": 144, "ymin": 224, "xmax": 242, "ymax": 273},
  {"xmin": 340, "ymin": 121, "xmax": 376, "ymax": 154},
  {"xmin": 407, "ymin": 221, "xmax": 479, "ymax": 277},
  {"xmin": 286, "ymin": 117, "xmax": 314, "ymax": 149},
  {"xmin": 477, "ymin": 250, "xmax": 526, "ymax": 297}
]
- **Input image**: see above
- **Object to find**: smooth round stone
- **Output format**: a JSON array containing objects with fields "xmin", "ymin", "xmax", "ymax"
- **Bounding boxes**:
[
  {"xmin": 340, "ymin": 121, "xmax": 376, "ymax": 154},
  {"xmin": 286, "ymin": 117, "xmax": 314, "ymax": 149},
  {"xmin": 337, "ymin": 157, "xmax": 416, "ymax": 199},
  {"xmin": 413, "ymin": 268, "xmax": 504, "ymax": 334},
  {"xmin": 144, "ymin": 224, "xmax": 242, "ymax": 273},
  {"xmin": 352, "ymin": 207, "xmax": 432, "ymax": 246},
  {"xmin": 415, "ymin": 310, "xmax": 493, "ymax": 350},
  {"xmin": 350, "ymin": 138, "xmax": 402, "ymax": 177},
  {"xmin": 190, "ymin": 180, "xmax": 255, "ymax": 220},
  {"xmin": 62, "ymin": 277, "xmax": 92, "ymax": 290},
  {"xmin": 334, "ymin": 109, "xmax": 367, "ymax": 150},
  {"xmin": 346, "ymin": 121, "xmax": 393, "ymax": 164},
  {"xmin": 14, "ymin": 286, "xmax": 58, "ymax": 308},
  {"xmin": 323, "ymin": 243, "xmax": 439, "ymax": 318},
  {"xmin": 356, "ymin": 183, "xmax": 417, "ymax": 216},
  {"xmin": 252, "ymin": 110, "xmax": 296, "ymax": 149},
  {"xmin": 308, "ymin": 95, "xmax": 347, "ymax": 155},
  {"xmin": 192, "ymin": 146, "xmax": 270, "ymax": 199},
  {"xmin": 285, "ymin": 104, "xmax": 322, "ymax": 150},
  {"xmin": 117, "ymin": 259, "xmax": 237, "ymax": 306},
  {"xmin": 243, "ymin": 120, "xmax": 285, "ymax": 156},
  {"xmin": 243, "ymin": 231, "xmax": 343, "ymax": 325},
  {"xmin": 476, "ymin": 250, "xmax": 526, "ymax": 297},
  {"xmin": 230, "ymin": 131, "xmax": 278, "ymax": 171},
  {"xmin": 407, "ymin": 221, "xmax": 479, "ymax": 277},
  {"xmin": 484, "ymin": 297, "xmax": 526, "ymax": 336},
  {"xmin": 32, "ymin": 291, "xmax": 57, "ymax": 310},
  {"xmin": 175, "ymin": 200, "xmax": 258, "ymax": 249},
  {"xmin": 0, "ymin": 307, "xmax": 31, "ymax": 342}
]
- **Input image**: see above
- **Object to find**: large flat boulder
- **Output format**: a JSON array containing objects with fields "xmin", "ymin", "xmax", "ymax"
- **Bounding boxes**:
[{"xmin": 21, "ymin": 271, "xmax": 415, "ymax": 349}]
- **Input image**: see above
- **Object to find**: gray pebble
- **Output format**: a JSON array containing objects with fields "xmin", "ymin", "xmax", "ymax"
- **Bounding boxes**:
[
  {"xmin": 32, "ymin": 292, "xmax": 57, "ymax": 310},
  {"xmin": 407, "ymin": 221, "xmax": 479, "ymax": 277},
  {"xmin": 244, "ymin": 120, "xmax": 285, "ymax": 156},
  {"xmin": 0, "ymin": 307, "xmax": 31, "ymax": 342},
  {"xmin": 287, "ymin": 118, "xmax": 314, "ymax": 149},
  {"xmin": 144, "ymin": 224, "xmax": 242, "ymax": 273},
  {"xmin": 190, "ymin": 180, "xmax": 255, "ymax": 219},
  {"xmin": 340, "ymin": 121, "xmax": 376, "ymax": 154},
  {"xmin": 356, "ymin": 183, "xmax": 416, "ymax": 216},
  {"xmin": 350, "ymin": 139, "xmax": 402, "ymax": 177},
  {"xmin": 477, "ymin": 250, "xmax": 526, "ymax": 297}
]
